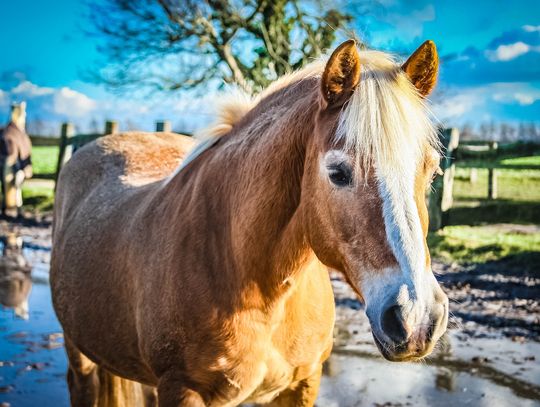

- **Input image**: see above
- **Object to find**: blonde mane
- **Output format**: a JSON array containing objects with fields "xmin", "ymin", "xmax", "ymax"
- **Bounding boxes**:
[
  {"xmin": 195, "ymin": 61, "xmax": 325, "ymax": 140},
  {"xmin": 187, "ymin": 49, "xmax": 437, "ymax": 175}
]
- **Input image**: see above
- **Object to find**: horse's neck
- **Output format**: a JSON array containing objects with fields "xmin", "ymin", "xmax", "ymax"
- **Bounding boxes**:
[{"xmin": 167, "ymin": 81, "xmax": 319, "ymax": 304}]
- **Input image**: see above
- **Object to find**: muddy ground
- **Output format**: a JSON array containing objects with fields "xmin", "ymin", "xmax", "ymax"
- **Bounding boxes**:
[{"xmin": 0, "ymin": 217, "xmax": 539, "ymax": 406}]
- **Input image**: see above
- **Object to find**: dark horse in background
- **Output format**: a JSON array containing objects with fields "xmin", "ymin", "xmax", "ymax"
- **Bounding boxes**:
[{"xmin": 0, "ymin": 102, "xmax": 32, "ymax": 217}]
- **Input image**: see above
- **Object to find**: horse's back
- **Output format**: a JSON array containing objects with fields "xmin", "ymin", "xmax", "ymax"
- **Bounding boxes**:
[{"xmin": 54, "ymin": 131, "xmax": 195, "ymax": 229}]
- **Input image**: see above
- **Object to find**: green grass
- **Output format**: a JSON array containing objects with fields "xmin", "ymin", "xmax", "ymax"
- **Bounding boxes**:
[
  {"xmin": 31, "ymin": 145, "xmax": 59, "ymax": 178},
  {"xmin": 500, "ymin": 155, "xmax": 540, "ymax": 166},
  {"xmin": 18, "ymin": 146, "xmax": 58, "ymax": 212},
  {"xmin": 431, "ymin": 153, "xmax": 540, "ymax": 264},
  {"xmin": 428, "ymin": 225, "xmax": 540, "ymax": 264},
  {"xmin": 453, "ymin": 167, "xmax": 540, "ymax": 202}
]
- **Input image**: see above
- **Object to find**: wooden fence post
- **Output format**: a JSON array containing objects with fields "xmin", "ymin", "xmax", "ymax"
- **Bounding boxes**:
[
  {"xmin": 428, "ymin": 128, "xmax": 460, "ymax": 231},
  {"xmin": 105, "ymin": 120, "xmax": 119, "ymax": 135},
  {"xmin": 156, "ymin": 120, "xmax": 171, "ymax": 132},
  {"xmin": 487, "ymin": 141, "xmax": 498, "ymax": 199},
  {"xmin": 469, "ymin": 168, "xmax": 478, "ymax": 184},
  {"xmin": 55, "ymin": 122, "xmax": 75, "ymax": 185}
]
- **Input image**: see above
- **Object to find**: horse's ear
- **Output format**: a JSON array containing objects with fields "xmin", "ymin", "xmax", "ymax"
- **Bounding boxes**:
[
  {"xmin": 402, "ymin": 40, "xmax": 438, "ymax": 97},
  {"xmin": 321, "ymin": 40, "xmax": 361, "ymax": 108}
]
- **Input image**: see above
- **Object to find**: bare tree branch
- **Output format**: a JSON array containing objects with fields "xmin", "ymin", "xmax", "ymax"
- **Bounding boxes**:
[{"xmin": 88, "ymin": 0, "xmax": 359, "ymax": 95}]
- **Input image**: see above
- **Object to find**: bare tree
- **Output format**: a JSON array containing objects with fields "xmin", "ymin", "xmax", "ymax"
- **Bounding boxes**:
[
  {"xmin": 499, "ymin": 122, "xmax": 511, "ymax": 142},
  {"xmin": 88, "ymin": 117, "xmax": 101, "ymax": 134},
  {"xmin": 479, "ymin": 123, "xmax": 490, "ymax": 140},
  {"xmin": 89, "ymin": 0, "xmax": 354, "ymax": 94},
  {"xmin": 460, "ymin": 123, "xmax": 474, "ymax": 140},
  {"xmin": 526, "ymin": 122, "xmax": 539, "ymax": 141},
  {"xmin": 26, "ymin": 117, "xmax": 46, "ymax": 135},
  {"xmin": 518, "ymin": 123, "xmax": 527, "ymax": 140}
]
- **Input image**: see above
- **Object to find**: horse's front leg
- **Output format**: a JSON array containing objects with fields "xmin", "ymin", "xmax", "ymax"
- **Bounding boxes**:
[
  {"xmin": 157, "ymin": 373, "xmax": 205, "ymax": 407},
  {"xmin": 65, "ymin": 337, "xmax": 99, "ymax": 407},
  {"xmin": 265, "ymin": 365, "xmax": 322, "ymax": 407}
]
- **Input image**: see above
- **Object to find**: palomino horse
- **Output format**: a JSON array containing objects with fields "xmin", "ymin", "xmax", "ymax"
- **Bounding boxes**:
[
  {"xmin": 0, "ymin": 102, "xmax": 33, "ymax": 216},
  {"xmin": 51, "ymin": 40, "xmax": 448, "ymax": 406}
]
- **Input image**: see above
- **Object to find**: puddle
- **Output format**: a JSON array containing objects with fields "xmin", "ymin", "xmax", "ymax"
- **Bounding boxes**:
[
  {"xmin": 319, "ymin": 335, "xmax": 540, "ymax": 407},
  {"xmin": 0, "ymin": 230, "xmax": 539, "ymax": 407},
  {"xmin": 0, "ymin": 233, "xmax": 67, "ymax": 407},
  {"xmin": 319, "ymin": 349, "xmax": 540, "ymax": 407}
]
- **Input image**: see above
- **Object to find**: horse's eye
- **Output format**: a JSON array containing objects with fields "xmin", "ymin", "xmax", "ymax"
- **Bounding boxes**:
[{"xmin": 328, "ymin": 163, "xmax": 352, "ymax": 187}]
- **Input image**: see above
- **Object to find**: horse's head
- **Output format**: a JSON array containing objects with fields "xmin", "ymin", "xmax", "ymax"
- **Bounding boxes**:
[
  {"xmin": 11, "ymin": 101, "xmax": 26, "ymax": 130},
  {"xmin": 302, "ymin": 40, "xmax": 448, "ymax": 361}
]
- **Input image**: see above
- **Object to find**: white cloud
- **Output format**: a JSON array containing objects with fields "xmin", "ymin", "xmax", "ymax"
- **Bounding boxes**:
[
  {"xmin": 493, "ymin": 90, "xmax": 540, "ymax": 106},
  {"xmin": 486, "ymin": 41, "xmax": 530, "ymax": 61},
  {"xmin": 11, "ymin": 81, "xmax": 54, "ymax": 96},
  {"xmin": 523, "ymin": 25, "xmax": 540, "ymax": 32},
  {"xmin": 53, "ymin": 87, "xmax": 97, "ymax": 117},
  {"xmin": 386, "ymin": 5, "xmax": 435, "ymax": 41},
  {"xmin": 0, "ymin": 78, "xmax": 217, "ymax": 133},
  {"xmin": 514, "ymin": 93, "xmax": 536, "ymax": 105},
  {"xmin": 432, "ymin": 92, "xmax": 479, "ymax": 121},
  {"xmin": 432, "ymin": 82, "xmax": 540, "ymax": 126}
]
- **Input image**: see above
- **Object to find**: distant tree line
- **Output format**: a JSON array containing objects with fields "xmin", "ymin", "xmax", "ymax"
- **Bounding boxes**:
[{"xmin": 460, "ymin": 122, "xmax": 540, "ymax": 142}]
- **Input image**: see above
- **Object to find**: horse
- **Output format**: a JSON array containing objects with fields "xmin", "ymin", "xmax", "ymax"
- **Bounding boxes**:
[
  {"xmin": 51, "ymin": 39, "xmax": 448, "ymax": 406},
  {"xmin": 0, "ymin": 102, "xmax": 33, "ymax": 217}
]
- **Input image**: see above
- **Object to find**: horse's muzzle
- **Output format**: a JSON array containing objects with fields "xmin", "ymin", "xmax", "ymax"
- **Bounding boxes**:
[{"xmin": 373, "ymin": 295, "xmax": 448, "ymax": 362}]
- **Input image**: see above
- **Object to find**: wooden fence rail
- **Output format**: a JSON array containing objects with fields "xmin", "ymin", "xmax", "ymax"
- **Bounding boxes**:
[{"xmin": 427, "ymin": 130, "xmax": 540, "ymax": 230}]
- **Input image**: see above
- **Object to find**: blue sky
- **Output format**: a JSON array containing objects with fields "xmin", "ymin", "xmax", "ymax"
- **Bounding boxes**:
[{"xmin": 0, "ymin": 0, "xmax": 539, "ymax": 133}]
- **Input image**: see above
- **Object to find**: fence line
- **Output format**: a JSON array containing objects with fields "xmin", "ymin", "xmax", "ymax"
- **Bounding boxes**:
[
  {"xmin": 28, "ymin": 123, "xmax": 539, "ymax": 230},
  {"xmin": 29, "ymin": 120, "xmax": 182, "ymax": 184},
  {"xmin": 428, "ymin": 129, "xmax": 540, "ymax": 230}
]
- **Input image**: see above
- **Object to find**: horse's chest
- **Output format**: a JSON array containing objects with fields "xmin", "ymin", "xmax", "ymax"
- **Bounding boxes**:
[
  {"xmin": 223, "ymin": 306, "xmax": 333, "ymax": 404},
  {"xmin": 258, "ymin": 353, "xmax": 322, "ymax": 403},
  {"xmin": 225, "ymin": 343, "xmax": 322, "ymax": 406}
]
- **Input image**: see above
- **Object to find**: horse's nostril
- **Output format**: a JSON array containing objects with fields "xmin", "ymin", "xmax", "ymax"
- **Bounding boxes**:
[
  {"xmin": 425, "ymin": 322, "xmax": 435, "ymax": 342},
  {"xmin": 381, "ymin": 304, "xmax": 409, "ymax": 344}
]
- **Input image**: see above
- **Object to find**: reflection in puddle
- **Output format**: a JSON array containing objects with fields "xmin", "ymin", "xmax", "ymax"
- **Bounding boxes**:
[
  {"xmin": 0, "ymin": 232, "xmax": 32, "ymax": 319},
  {"xmin": 0, "ymin": 230, "xmax": 68, "ymax": 407},
  {"xmin": 435, "ymin": 367, "xmax": 456, "ymax": 392}
]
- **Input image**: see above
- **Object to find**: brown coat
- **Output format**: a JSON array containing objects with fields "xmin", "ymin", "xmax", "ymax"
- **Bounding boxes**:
[{"xmin": 0, "ymin": 122, "xmax": 32, "ymax": 176}]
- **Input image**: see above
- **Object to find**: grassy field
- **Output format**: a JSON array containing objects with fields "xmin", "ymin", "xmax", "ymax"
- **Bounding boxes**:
[
  {"xmin": 454, "ymin": 168, "xmax": 540, "ymax": 202},
  {"xmin": 31, "ymin": 145, "xmax": 59, "ymax": 178},
  {"xmin": 428, "ymin": 224, "xmax": 540, "ymax": 265},
  {"xmin": 20, "ymin": 145, "xmax": 58, "ymax": 212},
  {"xmin": 453, "ymin": 154, "xmax": 540, "ymax": 203},
  {"xmin": 429, "ymin": 155, "xmax": 540, "ymax": 264}
]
